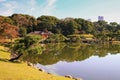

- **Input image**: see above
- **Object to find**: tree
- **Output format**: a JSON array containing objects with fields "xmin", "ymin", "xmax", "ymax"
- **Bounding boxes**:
[
  {"xmin": 13, "ymin": 35, "xmax": 42, "ymax": 53},
  {"xmin": 60, "ymin": 18, "xmax": 78, "ymax": 36},
  {"xmin": 74, "ymin": 18, "xmax": 95, "ymax": 34},
  {"xmin": 0, "ymin": 16, "xmax": 17, "ymax": 42},
  {"xmin": 93, "ymin": 20, "xmax": 109, "ymax": 41},
  {"xmin": 19, "ymin": 27, "xmax": 27, "ymax": 37},
  {"xmin": 10, "ymin": 14, "xmax": 37, "ymax": 33},
  {"xmin": 0, "ymin": 23, "xmax": 18, "ymax": 42},
  {"xmin": 10, "ymin": 34, "xmax": 43, "ymax": 61},
  {"xmin": 74, "ymin": 18, "xmax": 83, "ymax": 30},
  {"xmin": 0, "ymin": 16, "xmax": 13, "ymax": 24},
  {"xmin": 83, "ymin": 20, "xmax": 94, "ymax": 33},
  {"xmin": 37, "ymin": 15, "xmax": 59, "ymax": 31}
]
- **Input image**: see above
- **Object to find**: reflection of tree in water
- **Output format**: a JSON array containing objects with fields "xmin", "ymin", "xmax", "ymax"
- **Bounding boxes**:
[
  {"xmin": 21, "ymin": 43, "xmax": 66, "ymax": 64},
  {"xmin": 21, "ymin": 43, "xmax": 120, "ymax": 65},
  {"xmin": 94, "ymin": 43, "xmax": 120, "ymax": 57}
]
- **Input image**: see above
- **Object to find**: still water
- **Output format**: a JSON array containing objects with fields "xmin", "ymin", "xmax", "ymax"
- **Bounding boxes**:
[{"xmin": 22, "ymin": 43, "xmax": 120, "ymax": 80}]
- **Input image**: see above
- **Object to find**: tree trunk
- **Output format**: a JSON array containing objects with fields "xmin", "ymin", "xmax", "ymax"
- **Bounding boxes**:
[{"xmin": 9, "ymin": 53, "xmax": 23, "ymax": 62}]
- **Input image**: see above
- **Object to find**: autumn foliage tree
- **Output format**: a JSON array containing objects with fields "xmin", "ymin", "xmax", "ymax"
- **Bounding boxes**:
[{"xmin": 0, "ymin": 22, "xmax": 18, "ymax": 43}]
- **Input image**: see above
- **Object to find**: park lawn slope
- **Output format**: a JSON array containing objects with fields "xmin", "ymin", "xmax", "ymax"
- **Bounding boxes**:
[{"xmin": 0, "ymin": 46, "xmax": 73, "ymax": 80}]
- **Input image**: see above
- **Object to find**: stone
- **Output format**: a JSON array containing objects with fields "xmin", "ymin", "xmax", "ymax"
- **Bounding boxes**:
[
  {"xmin": 27, "ymin": 62, "xmax": 33, "ymax": 66},
  {"xmin": 38, "ymin": 68, "xmax": 45, "ymax": 72},
  {"xmin": 64, "ymin": 75, "xmax": 73, "ymax": 79},
  {"xmin": 73, "ymin": 77, "xmax": 83, "ymax": 80}
]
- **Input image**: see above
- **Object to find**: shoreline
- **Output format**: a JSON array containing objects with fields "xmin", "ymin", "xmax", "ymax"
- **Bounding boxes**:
[
  {"xmin": 26, "ymin": 61, "xmax": 82, "ymax": 80},
  {"xmin": 0, "ymin": 46, "xmax": 82, "ymax": 80}
]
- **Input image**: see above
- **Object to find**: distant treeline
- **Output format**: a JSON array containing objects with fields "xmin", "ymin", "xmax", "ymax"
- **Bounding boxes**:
[{"xmin": 0, "ymin": 14, "xmax": 120, "ymax": 41}]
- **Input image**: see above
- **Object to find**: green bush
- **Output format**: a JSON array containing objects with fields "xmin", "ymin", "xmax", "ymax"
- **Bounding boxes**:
[
  {"xmin": 12, "ymin": 34, "xmax": 43, "ymax": 55},
  {"xmin": 27, "ymin": 44, "xmax": 43, "ymax": 54}
]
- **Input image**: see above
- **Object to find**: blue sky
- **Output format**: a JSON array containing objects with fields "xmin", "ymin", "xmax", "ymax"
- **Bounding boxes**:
[{"xmin": 0, "ymin": 0, "xmax": 120, "ymax": 22}]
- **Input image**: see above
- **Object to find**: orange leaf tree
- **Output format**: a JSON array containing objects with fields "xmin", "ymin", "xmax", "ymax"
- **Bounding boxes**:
[{"xmin": 0, "ymin": 23, "xmax": 19, "ymax": 43}]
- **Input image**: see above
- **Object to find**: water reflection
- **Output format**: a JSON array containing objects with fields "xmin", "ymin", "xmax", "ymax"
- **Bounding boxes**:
[
  {"xmin": 36, "ymin": 54, "xmax": 120, "ymax": 80},
  {"xmin": 21, "ymin": 43, "xmax": 120, "ymax": 65},
  {"xmin": 21, "ymin": 43, "xmax": 120, "ymax": 80}
]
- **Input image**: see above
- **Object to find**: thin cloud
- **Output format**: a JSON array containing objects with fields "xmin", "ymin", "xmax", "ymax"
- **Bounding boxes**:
[
  {"xmin": 29, "ymin": 0, "xmax": 37, "ymax": 11},
  {"xmin": 47, "ymin": 0, "xmax": 57, "ymax": 6},
  {"xmin": 41, "ymin": 0, "xmax": 58, "ymax": 15},
  {"xmin": 0, "ymin": 0, "xmax": 6, "ymax": 2},
  {"xmin": 26, "ymin": 0, "xmax": 43, "ymax": 17},
  {"xmin": 15, "ymin": 0, "xmax": 58, "ymax": 17},
  {"xmin": 0, "ymin": 0, "xmax": 58, "ymax": 17},
  {"xmin": 0, "ymin": 1, "xmax": 17, "ymax": 16}
]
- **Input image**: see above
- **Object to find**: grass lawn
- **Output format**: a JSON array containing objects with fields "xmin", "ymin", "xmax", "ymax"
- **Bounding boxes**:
[{"xmin": 0, "ymin": 46, "xmax": 73, "ymax": 80}]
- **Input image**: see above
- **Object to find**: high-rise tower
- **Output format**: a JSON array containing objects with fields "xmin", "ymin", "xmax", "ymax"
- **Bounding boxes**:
[{"xmin": 98, "ymin": 16, "xmax": 104, "ymax": 21}]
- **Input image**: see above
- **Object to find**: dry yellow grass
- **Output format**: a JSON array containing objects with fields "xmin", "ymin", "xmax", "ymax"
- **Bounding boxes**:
[
  {"xmin": 80, "ymin": 34, "xmax": 94, "ymax": 38},
  {"xmin": 0, "ymin": 46, "xmax": 73, "ymax": 80}
]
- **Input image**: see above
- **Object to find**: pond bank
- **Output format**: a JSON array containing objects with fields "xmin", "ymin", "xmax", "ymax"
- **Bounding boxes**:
[{"xmin": 0, "ymin": 46, "xmax": 82, "ymax": 80}]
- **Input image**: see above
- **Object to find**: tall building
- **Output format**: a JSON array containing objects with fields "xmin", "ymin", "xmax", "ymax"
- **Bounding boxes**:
[{"xmin": 98, "ymin": 16, "xmax": 104, "ymax": 21}]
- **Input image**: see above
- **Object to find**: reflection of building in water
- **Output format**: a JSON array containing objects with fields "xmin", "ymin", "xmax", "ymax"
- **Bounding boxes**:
[{"xmin": 98, "ymin": 16, "xmax": 104, "ymax": 21}]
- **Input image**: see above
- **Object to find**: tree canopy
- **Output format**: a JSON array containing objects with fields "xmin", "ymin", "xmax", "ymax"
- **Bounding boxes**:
[
  {"xmin": 0, "ymin": 13, "xmax": 120, "ymax": 41},
  {"xmin": 0, "ymin": 16, "xmax": 18, "ymax": 42}
]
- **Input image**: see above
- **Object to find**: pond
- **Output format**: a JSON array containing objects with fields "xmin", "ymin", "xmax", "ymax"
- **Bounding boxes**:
[{"xmin": 22, "ymin": 43, "xmax": 120, "ymax": 80}]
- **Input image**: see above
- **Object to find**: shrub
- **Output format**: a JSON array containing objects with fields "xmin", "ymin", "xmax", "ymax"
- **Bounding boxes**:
[{"xmin": 12, "ymin": 34, "xmax": 43, "ymax": 55}]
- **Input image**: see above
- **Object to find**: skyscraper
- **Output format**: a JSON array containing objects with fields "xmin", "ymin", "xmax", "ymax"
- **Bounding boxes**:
[{"xmin": 98, "ymin": 16, "xmax": 104, "ymax": 21}]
